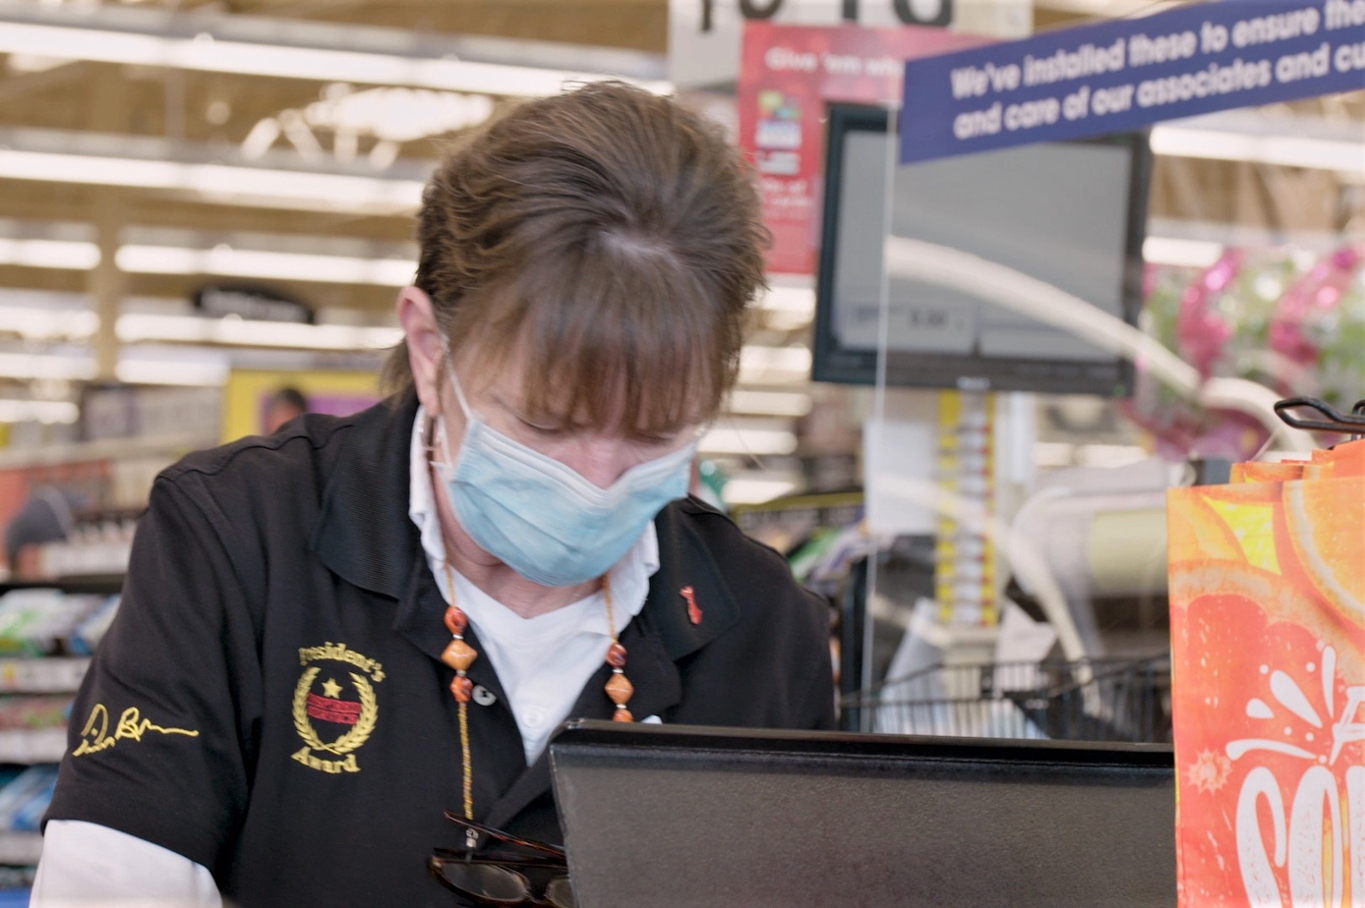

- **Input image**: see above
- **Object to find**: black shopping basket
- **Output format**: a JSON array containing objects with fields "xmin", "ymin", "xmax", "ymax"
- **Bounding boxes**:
[{"xmin": 842, "ymin": 655, "xmax": 1172, "ymax": 743}]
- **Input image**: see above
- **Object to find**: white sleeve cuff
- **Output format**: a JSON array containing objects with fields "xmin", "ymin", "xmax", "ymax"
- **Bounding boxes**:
[{"xmin": 31, "ymin": 820, "xmax": 222, "ymax": 908}]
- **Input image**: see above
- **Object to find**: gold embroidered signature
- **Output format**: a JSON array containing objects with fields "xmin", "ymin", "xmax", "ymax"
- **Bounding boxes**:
[{"xmin": 72, "ymin": 703, "xmax": 200, "ymax": 756}]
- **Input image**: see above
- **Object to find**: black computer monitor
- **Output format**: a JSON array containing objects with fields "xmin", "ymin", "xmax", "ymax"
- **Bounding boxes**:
[
  {"xmin": 812, "ymin": 103, "xmax": 1151, "ymax": 395},
  {"xmin": 551, "ymin": 721, "xmax": 1175, "ymax": 908}
]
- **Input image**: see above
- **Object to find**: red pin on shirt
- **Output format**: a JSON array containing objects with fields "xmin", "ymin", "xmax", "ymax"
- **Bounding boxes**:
[{"xmin": 680, "ymin": 586, "xmax": 702, "ymax": 625}]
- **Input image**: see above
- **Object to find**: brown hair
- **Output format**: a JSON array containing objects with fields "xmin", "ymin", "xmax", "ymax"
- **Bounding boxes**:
[{"xmin": 383, "ymin": 81, "xmax": 768, "ymax": 435}]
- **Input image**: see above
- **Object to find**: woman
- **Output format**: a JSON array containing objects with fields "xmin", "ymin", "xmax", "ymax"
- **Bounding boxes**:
[{"xmin": 36, "ymin": 82, "xmax": 835, "ymax": 907}]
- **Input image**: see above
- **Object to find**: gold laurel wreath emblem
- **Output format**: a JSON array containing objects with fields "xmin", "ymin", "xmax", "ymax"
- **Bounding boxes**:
[{"xmin": 292, "ymin": 667, "xmax": 378, "ymax": 756}]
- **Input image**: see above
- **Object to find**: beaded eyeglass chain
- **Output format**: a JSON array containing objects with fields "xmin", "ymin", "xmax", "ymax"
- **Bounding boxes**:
[{"xmin": 436, "ymin": 543, "xmax": 636, "ymax": 827}]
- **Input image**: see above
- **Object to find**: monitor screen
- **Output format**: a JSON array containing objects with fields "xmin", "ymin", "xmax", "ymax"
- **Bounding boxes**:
[
  {"xmin": 813, "ymin": 103, "xmax": 1151, "ymax": 395},
  {"xmin": 551, "ymin": 721, "xmax": 1176, "ymax": 908}
]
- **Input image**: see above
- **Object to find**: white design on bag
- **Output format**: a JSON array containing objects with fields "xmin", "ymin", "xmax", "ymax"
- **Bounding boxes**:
[{"xmin": 1226, "ymin": 644, "xmax": 1365, "ymax": 906}]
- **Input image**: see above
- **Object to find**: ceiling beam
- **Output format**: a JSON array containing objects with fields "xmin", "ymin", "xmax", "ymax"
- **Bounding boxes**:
[
  {"xmin": 0, "ymin": 0, "xmax": 668, "ymax": 96},
  {"xmin": 0, "ymin": 59, "xmax": 88, "ymax": 105},
  {"xmin": 0, "ymin": 125, "xmax": 429, "ymax": 215}
]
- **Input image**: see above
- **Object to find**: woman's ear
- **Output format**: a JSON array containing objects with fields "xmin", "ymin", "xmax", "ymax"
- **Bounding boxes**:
[{"xmin": 396, "ymin": 286, "xmax": 444, "ymax": 413}]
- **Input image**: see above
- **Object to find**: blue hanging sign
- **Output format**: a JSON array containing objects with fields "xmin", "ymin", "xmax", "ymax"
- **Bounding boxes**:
[{"xmin": 899, "ymin": 0, "xmax": 1365, "ymax": 163}]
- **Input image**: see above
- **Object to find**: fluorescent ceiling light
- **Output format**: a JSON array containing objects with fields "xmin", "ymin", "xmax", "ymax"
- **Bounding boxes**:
[
  {"xmin": 720, "ymin": 477, "xmax": 800, "ymax": 505},
  {"xmin": 756, "ymin": 286, "xmax": 817, "ymax": 331},
  {"xmin": 0, "ymin": 232, "xmax": 416, "ymax": 285},
  {"xmin": 738, "ymin": 345, "xmax": 812, "ymax": 384},
  {"xmin": 0, "ymin": 147, "xmax": 426, "ymax": 213},
  {"xmin": 116, "ymin": 245, "xmax": 416, "ymax": 286},
  {"xmin": 299, "ymin": 86, "xmax": 496, "ymax": 145},
  {"xmin": 0, "ymin": 342, "xmax": 230, "ymax": 386},
  {"xmin": 0, "ymin": 351, "xmax": 95, "ymax": 381},
  {"xmin": 0, "ymin": 21, "xmax": 671, "ymax": 98},
  {"xmin": 763, "ymin": 309, "xmax": 816, "ymax": 332},
  {"xmin": 0, "ymin": 399, "xmax": 79, "ymax": 424},
  {"xmin": 0, "ymin": 237, "xmax": 100, "ymax": 270},
  {"xmin": 117, "ymin": 313, "xmax": 401, "ymax": 350},
  {"xmin": 184, "ymin": 164, "xmax": 424, "ymax": 211},
  {"xmin": 115, "ymin": 358, "xmax": 228, "ymax": 386},
  {"xmin": 757, "ymin": 286, "xmax": 816, "ymax": 314},
  {"xmin": 699, "ymin": 426, "xmax": 799, "ymax": 456},
  {"xmin": 5, "ymin": 53, "xmax": 70, "ymax": 74},
  {"xmin": 726, "ymin": 390, "xmax": 812, "ymax": 417},
  {"xmin": 0, "ymin": 305, "xmax": 97, "ymax": 341},
  {"xmin": 1150, "ymin": 126, "xmax": 1365, "ymax": 177},
  {"xmin": 0, "ymin": 148, "xmax": 182, "ymax": 188},
  {"xmin": 0, "ymin": 295, "xmax": 402, "ymax": 352},
  {"xmin": 1143, "ymin": 236, "xmax": 1223, "ymax": 268}
]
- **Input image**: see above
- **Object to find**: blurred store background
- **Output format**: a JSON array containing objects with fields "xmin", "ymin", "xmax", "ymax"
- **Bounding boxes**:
[{"xmin": 0, "ymin": 0, "xmax": 1357, "ymax": 894}]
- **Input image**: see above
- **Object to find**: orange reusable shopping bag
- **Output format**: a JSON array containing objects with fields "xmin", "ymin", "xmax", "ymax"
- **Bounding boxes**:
[{"xmin": 1168, "ymin": 436, "xmax": 1365, "ymax": 908}]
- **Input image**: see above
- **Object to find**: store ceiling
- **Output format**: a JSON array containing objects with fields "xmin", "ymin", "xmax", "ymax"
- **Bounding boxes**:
[
  {"xmin": 0, "ymin": 0, "xmax": 670, "ymax": 312},
  {"xmin": 155, "ymin": 0, "xmax": 668, "ymax": 51},
  {"xmin": 0, "ymin": 0, "xmax": 1203, "ymax": 315},
  {"xmin": 0, "ymin": 0, "xmax": 1357, "ymax": 320},
  {"xmin": 0, "ymin": 0, "xmax": 1361, "ymax": 477},
  {"xmin": 0, "ymin": 0, "xmax": 814, "ymax": 498},
  {"xmin": 0, "ymin": 0, "xmax": 677, "ymax": 377}
]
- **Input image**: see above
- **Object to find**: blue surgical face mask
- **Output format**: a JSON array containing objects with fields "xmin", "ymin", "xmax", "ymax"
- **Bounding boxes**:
[{"xmin": 434, "ymin": 367, "xmax": 697, "ymax": 588}]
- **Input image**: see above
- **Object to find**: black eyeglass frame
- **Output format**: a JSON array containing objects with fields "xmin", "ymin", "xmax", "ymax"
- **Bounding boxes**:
[
  {"xmin": 441, "ymin": 812, "xmax": 567, "ymax": 858},
  {"xmin": 430, "ymin": 812, "xmax": 573, "ymax": 908}
]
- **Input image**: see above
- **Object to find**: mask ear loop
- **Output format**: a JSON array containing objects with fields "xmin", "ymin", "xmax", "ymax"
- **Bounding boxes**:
[
  {"xmin": 439, "ymin": 339, "xmax": 474, "ymax": 421},
  {"xmin": 432, "ymin": 418, "xmax": 458, "ymax": 478},
  {"xmin": 433, "ymin": 342, "xmax": 476, "ymax": 475}
]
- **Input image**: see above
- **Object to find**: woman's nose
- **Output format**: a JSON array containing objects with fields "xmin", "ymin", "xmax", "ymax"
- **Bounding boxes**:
[{"xmin": 564, "ymin": 437, "xmax": 631, "ymax": 489}]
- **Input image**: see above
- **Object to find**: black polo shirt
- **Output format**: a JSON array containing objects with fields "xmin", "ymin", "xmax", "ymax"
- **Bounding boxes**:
[{"xmin": 46, "ymin": 392, "xmax": 836, "ymax": 907}]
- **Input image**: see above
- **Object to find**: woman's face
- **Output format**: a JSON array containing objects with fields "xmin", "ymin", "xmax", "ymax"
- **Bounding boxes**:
[{"xmin": 438, "ymin": 347, "xmax": 701, "ymax": 489}]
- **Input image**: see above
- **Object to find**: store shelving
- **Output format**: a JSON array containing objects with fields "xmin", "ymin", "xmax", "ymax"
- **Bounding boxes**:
[
  {"xmin": 0, "ymin": 581, "xmax": 113, "ymax": 880},
  {"xmin": 0, "ymin": 730, "xmax": 65, "ymax": 766},
  {"xmin": 0, "ymin": 578, "xmax": 122, "ymax": 598},
  {"xmin": 0, "ymin": 658, "xmax": 90, "ymax": 697},
  {"xmin": 0, "ymin": 831, "xmax": 41, "ymax": 867}
]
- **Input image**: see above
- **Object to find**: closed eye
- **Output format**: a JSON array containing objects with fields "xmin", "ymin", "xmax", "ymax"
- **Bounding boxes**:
[
  {"xmin": 635, "ymin": 433, "xmax": 678, "ymax": 446},
  {"xmin": 518, "ymin": 418, "xmax": 568, "ymax": 437}
]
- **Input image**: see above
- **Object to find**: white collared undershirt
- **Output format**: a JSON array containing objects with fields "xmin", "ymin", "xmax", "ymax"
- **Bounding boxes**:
[{"xmin": 410, "ymin": 405, "xmax": 660, "ymax": 765}]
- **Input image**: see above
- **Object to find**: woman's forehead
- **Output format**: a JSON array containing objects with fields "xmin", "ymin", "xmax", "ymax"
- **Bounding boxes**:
[{"xmin": 458, "ymin": 342, "xmax": 707, "ymax": 433}]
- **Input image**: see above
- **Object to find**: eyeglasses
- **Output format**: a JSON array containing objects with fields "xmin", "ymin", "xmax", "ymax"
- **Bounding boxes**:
[{"xmin": 430, "ymin": 812, "xmax": 576, "ymax": 907}]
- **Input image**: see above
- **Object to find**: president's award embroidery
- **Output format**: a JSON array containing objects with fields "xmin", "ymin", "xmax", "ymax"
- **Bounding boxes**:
[{"xmin": 291, "ymin": 642, "xmax": 383, "ymax": 774}]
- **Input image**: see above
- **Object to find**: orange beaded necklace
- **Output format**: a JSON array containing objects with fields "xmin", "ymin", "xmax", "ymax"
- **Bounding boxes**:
[
  {"xmin": 437, "ymin": 538, "xmax": 635, "ymax": 822},
  {"xmin": 427, "ymin": 412, "xmax": 636, "ymax": 819}
]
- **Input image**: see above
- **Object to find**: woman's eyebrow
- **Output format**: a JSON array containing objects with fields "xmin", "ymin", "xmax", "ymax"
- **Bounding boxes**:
[
  {"xmin": 484, "ymin": 388, "xmax": 523, "ymax": 414},
  {"xmin": 487, "ymin": 388, "xmax": 572, "ymax": 425}
]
